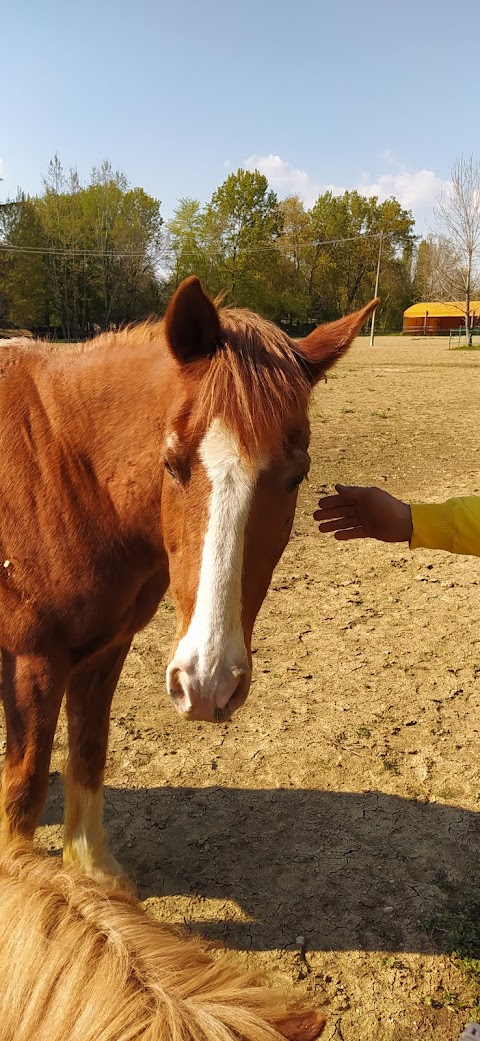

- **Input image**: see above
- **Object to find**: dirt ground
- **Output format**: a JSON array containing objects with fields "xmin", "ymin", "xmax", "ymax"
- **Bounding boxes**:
[{"xmin": 6, "ymin": 334, "xmax": 480, "ymax": 1040}]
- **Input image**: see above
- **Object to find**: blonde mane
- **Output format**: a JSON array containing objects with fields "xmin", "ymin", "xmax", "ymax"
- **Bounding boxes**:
[{"xmin": 0, "ymin": 846, "xmax": 325, "ymax": 1041}]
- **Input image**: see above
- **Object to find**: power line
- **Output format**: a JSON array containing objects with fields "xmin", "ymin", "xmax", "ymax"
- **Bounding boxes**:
[
  {"xmin": 0, "ymin": 244, "xmax": 162, "ymax": 259},
  {"xmin": 0, "ymin": 230, "xmax": 391, "ymax": 261}
]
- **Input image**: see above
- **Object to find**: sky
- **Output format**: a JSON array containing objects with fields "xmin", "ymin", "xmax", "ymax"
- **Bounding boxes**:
[{"xmin": 2, "ymin": 0, "xmax": 479, "ymax": 235}]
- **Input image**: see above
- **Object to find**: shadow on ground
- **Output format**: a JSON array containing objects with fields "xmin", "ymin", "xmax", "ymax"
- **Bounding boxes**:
[{"xmin": 42, "ymin": 776, "xmax": 479, "ymax": 955}]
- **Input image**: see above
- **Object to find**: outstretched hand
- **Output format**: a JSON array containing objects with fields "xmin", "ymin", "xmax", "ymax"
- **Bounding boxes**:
[{"xmin": 313, "ymin": 484, "xmax": 413, "ymax": 544}]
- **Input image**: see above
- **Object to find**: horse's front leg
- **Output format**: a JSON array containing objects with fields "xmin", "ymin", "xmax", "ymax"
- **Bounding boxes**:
[
  {"xmin": 0, "ymin": 649, "xmax": 67, "ymax": 844},
  {"xmin": 63, "ymin": 640, "xmax": 132, "ymax": 882}
]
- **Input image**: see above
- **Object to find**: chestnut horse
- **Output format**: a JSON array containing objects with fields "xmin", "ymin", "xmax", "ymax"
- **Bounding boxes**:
[
  {"xmin": 0, "ymin": 843, "xmax": 326, "ymax": 1041},
  {"xmin": 0, "ymin": 276, "xmax": 377, "ymax": 878}
]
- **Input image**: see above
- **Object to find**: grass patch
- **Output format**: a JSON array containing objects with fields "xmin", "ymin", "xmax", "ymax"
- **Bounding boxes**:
[
  {"xmin": 448, "ymin": 886, "xmax": 480, "ymax": 982},
  {"xmin": 421, "ymin": 992, "xmax": 470, "ymax": 1012},
  {"xmin": 424, "ymin": 877, "xmax": 480, "ymax": 1013},
  {"xmin": 416, "ymin": 890, "xmax": 477, "ymax": 1009}
]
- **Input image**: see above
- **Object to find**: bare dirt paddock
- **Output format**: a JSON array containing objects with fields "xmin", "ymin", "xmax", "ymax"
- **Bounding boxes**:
[{"xmin": 6, "ymin": 335, "xmax": 480, "ymax": 1040}]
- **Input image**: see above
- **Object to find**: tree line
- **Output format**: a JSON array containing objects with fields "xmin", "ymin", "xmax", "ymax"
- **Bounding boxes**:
[{"xmin": 0, "ymin": 155, "xmax": 418, "ymax": 338}]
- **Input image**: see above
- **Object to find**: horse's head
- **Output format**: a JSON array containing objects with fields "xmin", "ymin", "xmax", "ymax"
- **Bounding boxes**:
[{"xmin": 161, "ymin": 276, "xmax": 377, "ymax": 722}]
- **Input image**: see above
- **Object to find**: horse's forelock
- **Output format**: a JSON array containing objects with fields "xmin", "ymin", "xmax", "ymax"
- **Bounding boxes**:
[{"xmin": 186, "ymin": 308, "xmax": 311, "ymax": 462}]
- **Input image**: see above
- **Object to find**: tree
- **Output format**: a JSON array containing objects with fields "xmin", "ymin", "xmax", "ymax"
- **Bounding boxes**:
[
  {"xmin": 274, "ymin": 196, "xmax": 312, "ymax": 331},
  {"xmin": 0, "ymin": 161, "xmax": 166, "ymax": 338},
  {"xmin": 167, "ymin": 197, "xmax": 209, "ymax": 288},
  {"xmin": 40, "ymin": 157, "xmax": 88, "ymax": 337},
  {"xmin": 82, "ymin": 164, "xmax": 165, "ymax": 326},
  {"xmin": 201, "ymin": 169, "xmax": 283, "ymax": 311},
  {"xmin": 433, "ymin": 155, "xmax": 480, "ymax": 345},
  {"xmin": 303, "ymin": 191, "xmax": 415, "ymax": 329},
  {"xmin": 0, "ymin": 195, "xmax": 48, "ymax": 329},
  {"xmin": 1, "ymin": 158, "xmax": 417, "ymax": 336},
  {"xmin": 37, "ymin": 156, "xmax": 164, "ymax": 337},
  {"xmin": 413, "ymin": 235, "xmax": 464, "ymax": 303}
]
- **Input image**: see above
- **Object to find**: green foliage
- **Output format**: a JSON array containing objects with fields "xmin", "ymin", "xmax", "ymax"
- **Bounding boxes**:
[
  {"xmin": 425, "ymin": 877, "xmax": 480, "ymax": 1005},
  {"xmin": 167, "ymin": 197, "xmax": 206, "ymax": 285},
  {"xmin": 303, "ymin": 190, "xmax": 415, "ymax": 327},
  {"xmin": 203, "ymin": 169, "xmax": 282, "ymax": 306},
  {"xmin": 166, "ymin": 176, "xmax": 415, "ymax": 331},
  {"xmin": 166, "ymin": 170, "xmax": 285, "ymax": 317},
  {"xmin": 1, "ymin": 156, "xmax": 165, "ymax": 337},
  {"xmin": 1, "ymin": 157, "xmax": 417, "ymax": 335},
  {"xmin": 0, "ymin": 195, "xmax": 49, "ymax": 328}
]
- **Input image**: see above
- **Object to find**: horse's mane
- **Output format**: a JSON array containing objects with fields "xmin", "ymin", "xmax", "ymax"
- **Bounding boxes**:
[
  {"xmin": 85, "ymin": 307, "xmax": 312, "ymax": 461},
  {"xmin": 0, "ymin": 845, "xmax": 325, "ymax": 1041},
  {"xmin": 1, "ymin": 306, "xmax": 312, "ymax": 462}
]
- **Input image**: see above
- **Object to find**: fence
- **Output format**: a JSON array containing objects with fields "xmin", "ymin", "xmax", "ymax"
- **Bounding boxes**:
[{"xmin": 448, "ymin": 327, "xmax": 480, "ymax": 348}]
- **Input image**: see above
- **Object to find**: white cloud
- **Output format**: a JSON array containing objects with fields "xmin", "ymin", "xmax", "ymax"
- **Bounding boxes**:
[
  {"xmin": 244, "ymin": 153, "xmax": 449, "ymax": 230},
  {"xmin": 0, "ymin": 158, "xmax": 5, "ymax": 183},
  {"xmin": 358, "ymin": 167, "xmax": 449, "ymax": 219},
  {"xmin": 245, "ymin": 154, "xmax": 336, "ymax": 209}
]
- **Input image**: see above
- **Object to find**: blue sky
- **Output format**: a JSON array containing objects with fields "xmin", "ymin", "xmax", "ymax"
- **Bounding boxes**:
[{"xmin": 2, "ymin": 0, "xmax": 478, "ymax": 232}]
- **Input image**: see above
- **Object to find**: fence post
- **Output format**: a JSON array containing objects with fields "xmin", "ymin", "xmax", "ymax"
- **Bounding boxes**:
[{"xmin": 369, "ymin": 231, "xmax": 383, "ymax": 346}]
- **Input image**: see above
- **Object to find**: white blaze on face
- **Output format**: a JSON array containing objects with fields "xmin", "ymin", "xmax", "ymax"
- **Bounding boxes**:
[{"xmin": 167, "ymin": 418, "xmax": 261, "ymax": 712}]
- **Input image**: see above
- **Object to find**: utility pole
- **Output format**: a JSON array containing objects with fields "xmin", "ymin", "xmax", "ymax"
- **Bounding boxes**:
[{"xmin": 369, "ymin": 230, "xmax": 383, "ymax": 346}]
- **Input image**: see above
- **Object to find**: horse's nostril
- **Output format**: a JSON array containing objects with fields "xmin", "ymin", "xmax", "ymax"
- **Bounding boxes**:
[
  {"xmin": 168, "ymin": 667, "xmax": 182, "ymax": 698},
  {"xmin": 167, "ymin": 667, "xmax": 194, "ymax": 714}
]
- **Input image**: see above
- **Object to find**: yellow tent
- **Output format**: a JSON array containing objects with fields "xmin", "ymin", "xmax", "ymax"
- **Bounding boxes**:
[
  {"xmin": 404, "ymin": 301, "xmax": 480, "ymax": 318},
  {"xmin": 403, "ymin": 301, "xmax": 480, "ymax": 335}
]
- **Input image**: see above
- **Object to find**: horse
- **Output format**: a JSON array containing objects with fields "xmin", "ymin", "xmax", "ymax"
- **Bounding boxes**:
[
  {"xmin": 0, "ymin": 275, "xmax": 377, "ymax": 879},
  {"xmin": 0, "ymin": 843, "xmax": 327, "ymax": 1041}
]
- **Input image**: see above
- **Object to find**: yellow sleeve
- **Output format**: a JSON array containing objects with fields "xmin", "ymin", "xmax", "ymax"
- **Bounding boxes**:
[{"xmin": 410, "ymin": 497, "xmax": 480, "ymax": 556}]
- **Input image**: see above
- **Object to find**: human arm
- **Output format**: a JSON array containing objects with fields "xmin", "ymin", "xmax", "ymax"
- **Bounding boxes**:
[
  {"xmin": 410, "ymin": 497, "xmax": 480, "ymax": 555},
  {"xmin": 314, "ymin": 486, "xmax": 480, "ymax": 556}
]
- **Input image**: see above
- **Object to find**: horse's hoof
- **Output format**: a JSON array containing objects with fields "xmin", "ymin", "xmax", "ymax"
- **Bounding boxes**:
[
  {"xmin": 91, "ymin": 854, "xmax": 137, "ymax": 895},
  {"xmin": 63, "ymin": 845, "xmax": 136, "ymax": 894}
]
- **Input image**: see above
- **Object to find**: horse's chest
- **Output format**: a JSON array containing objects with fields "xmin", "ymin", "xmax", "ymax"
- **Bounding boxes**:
[{"xmin": 68, "ymin": 566, "xmax": 169, "ymax": 666}]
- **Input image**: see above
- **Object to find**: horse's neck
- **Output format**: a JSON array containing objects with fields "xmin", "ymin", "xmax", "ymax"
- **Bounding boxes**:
[{"xmin": 55, "ymin": 338, "xmax": 172, "ymax": 540}]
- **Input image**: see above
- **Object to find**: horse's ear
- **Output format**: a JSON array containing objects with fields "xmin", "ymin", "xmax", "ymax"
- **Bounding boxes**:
[
  {"xmin": 164, "ymin": 276, "xmax": 221, "ymax": 363},
  {"xmin": 296, "ymin": 298, "xmax": 379, "ymax": 385},
  {"xmin": 273, "ymin": 1010, "xmax": 327, "ymax": 1041}
]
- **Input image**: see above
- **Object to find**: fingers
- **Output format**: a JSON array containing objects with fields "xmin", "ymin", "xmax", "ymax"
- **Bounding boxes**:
[
  {"xmin": 316, "ymin": 512, "xmax": 357, "ymax": 531},
  {"xmin": 315, "ymin": 490, "xmax": 352, "ymax": 510},
  {"xmin": 334, "ymin": 527, "xmax": 368, "ymax": 541},
  {"xmin": 314, "ymin": 500, "xmax": 357, "ymax": 517},
  {"xmin": 334, "ymin": 483, "xmax": 362, "ymax": 496},
  {"xmin": 315, "ymin": 484, "xmax": 363, "ymax": 511},
  {"xmin": 314, "ymin": 500, "xmax": 357, "ymax": 521},
  {"xmin": 314, "ymin": 497, "xmax": 344, "ymax": 513},
  {"xmin": 314, "ymin": 484, "xmax": 368, "ymax": 542}
]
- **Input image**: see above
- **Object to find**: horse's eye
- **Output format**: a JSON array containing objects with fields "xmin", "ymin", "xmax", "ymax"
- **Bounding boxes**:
[
  {"xmin": 164, "ymin": 457, "xmax": 190, "ymax": 484},
  {"xmin": 287, "ymin": 473, "xmax": 307, "ymax": 493}
]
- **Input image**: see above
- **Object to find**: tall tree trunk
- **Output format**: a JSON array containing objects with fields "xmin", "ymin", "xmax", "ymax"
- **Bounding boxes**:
[{"xmin": 465, "ymin": 250, "xmax": 472, "ymax": 346}]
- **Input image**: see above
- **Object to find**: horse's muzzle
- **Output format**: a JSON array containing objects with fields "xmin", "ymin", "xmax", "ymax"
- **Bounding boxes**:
[{"xmin": 166, "ymin": 662, "xmax": 251, "ymax": 722}]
